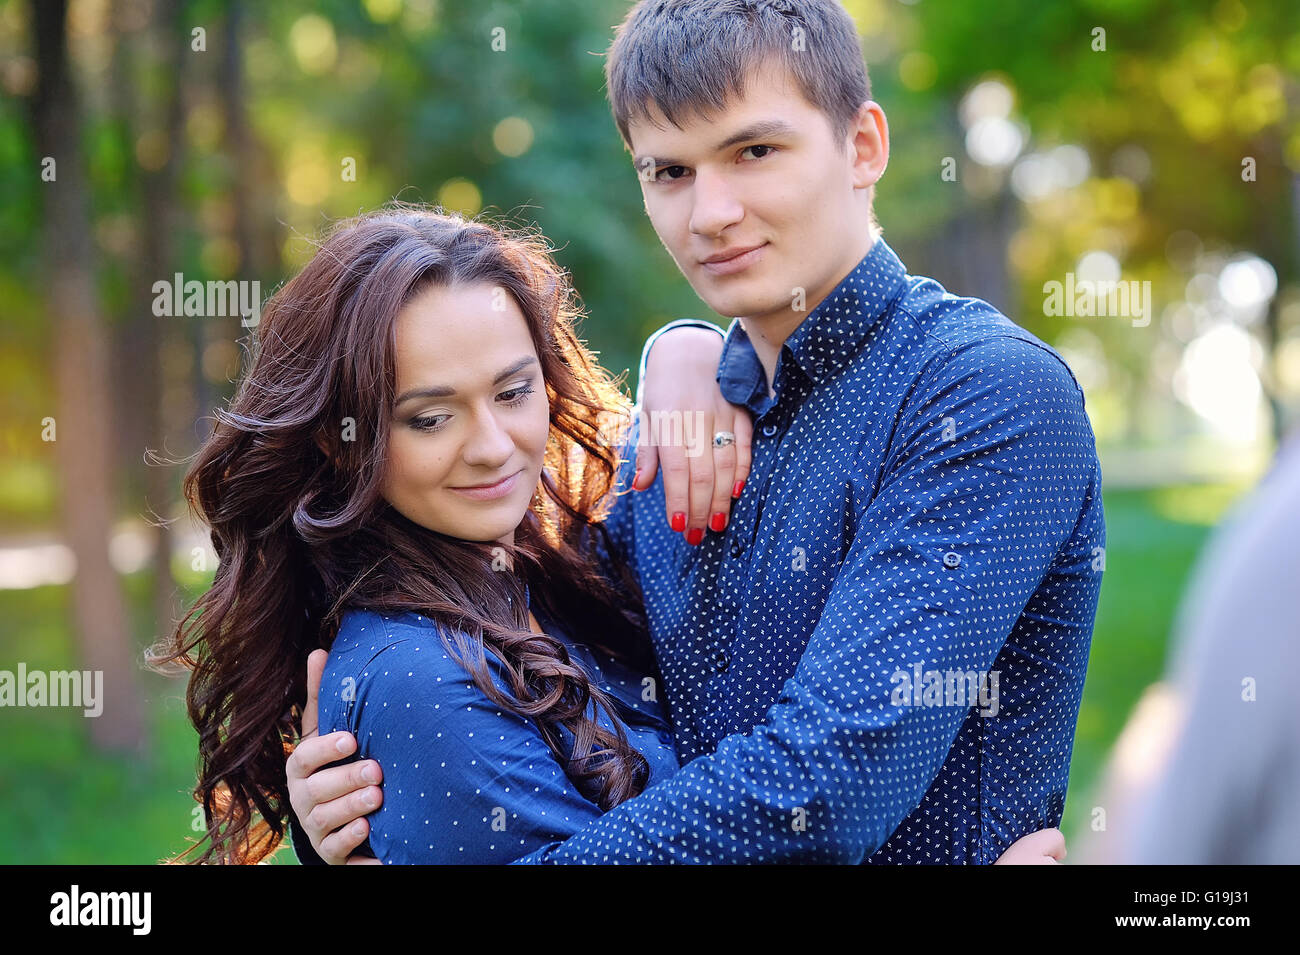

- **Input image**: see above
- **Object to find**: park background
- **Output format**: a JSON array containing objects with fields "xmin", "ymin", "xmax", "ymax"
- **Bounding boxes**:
[{"xmin": 1, "ymin": 0, "xmax": 1298, "ymax": 863}]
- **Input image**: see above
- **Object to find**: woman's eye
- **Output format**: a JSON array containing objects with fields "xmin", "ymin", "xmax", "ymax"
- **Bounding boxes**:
[
  {"xmin": 500, "ymin": 385, "xmax": 535, "ymax": 405},
  {"xmin": 409, "ymin": 414, "xmax": 447, "ymax": 432},
  {"xmin": 740, "ymin": 145, "xmax": 775, "ymax": 161}
]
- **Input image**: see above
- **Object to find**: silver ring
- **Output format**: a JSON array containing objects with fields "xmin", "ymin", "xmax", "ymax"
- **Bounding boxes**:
[{"xmin": 713, "ymin": 430, "xmax": 736, "ymax": 449}]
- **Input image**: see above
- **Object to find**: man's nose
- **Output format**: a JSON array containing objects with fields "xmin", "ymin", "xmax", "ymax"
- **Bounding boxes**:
[{"xmin": 688, "ymin": 167, "xmax": 744, "ymax": 238}]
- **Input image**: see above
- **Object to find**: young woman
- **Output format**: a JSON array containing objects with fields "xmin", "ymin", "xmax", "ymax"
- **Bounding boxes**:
[{"xmin": 154, "ymin": 206, "xmax": 1064, "ymax": 865}]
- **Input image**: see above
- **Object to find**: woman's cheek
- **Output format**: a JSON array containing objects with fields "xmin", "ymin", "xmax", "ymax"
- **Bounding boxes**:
[{"xmin": 387, "ymin": 430, "xmax": 439, "ymax": 495}]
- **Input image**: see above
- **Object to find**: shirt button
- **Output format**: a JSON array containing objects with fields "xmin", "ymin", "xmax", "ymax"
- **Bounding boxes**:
[
  {"xmin": 943, "ymin": 551, "xmax": 962, "ymax": 569},
  {"xmin": 729, "ymin": 539, "xmax": 745, "ymax": 558},
  {"xmin": 713, "ymin": 649, "xmax": 730, "ymax": 673},
  {"xmin": 761, "ymin": 424, "xmax": 778, "ymax": 438}
]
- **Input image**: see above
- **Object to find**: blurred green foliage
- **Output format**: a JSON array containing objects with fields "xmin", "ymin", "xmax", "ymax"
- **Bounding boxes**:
[{"xmin": 1, "ymin": 0, "xmax": 1298, "ymax": 863}]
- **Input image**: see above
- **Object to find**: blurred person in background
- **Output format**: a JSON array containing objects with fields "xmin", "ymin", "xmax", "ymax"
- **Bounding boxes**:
[{"xmin": 1076, "ymin": 430, "xmax": 1300, "ymax": 864}]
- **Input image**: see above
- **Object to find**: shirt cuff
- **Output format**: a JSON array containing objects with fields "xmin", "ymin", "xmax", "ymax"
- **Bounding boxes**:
[{"xmin": 634, "ymin": 319, "xmax": 727, "ymax": 410}]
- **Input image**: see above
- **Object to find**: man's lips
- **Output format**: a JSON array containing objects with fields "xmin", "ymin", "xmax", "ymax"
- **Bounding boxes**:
[{"xmin": 699, "ymin": 242, "xmax": 767, "ymax": 276}]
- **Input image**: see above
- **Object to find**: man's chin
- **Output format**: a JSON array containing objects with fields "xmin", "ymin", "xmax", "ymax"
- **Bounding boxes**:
[{"xmin": 693, "ymin": 288, "xmax": 790, "ymax": 323}]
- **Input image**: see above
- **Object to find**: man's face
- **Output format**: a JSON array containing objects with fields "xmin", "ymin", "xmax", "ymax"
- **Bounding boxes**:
[{"xmin": 627, "ymin": 64, "xmax": 883, "ymax": 326}]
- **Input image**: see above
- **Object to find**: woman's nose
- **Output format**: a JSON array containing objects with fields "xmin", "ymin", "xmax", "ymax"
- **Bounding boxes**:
[{"xmin": 461, "ymin": 409, "xmax": 515, "ymax": 468}]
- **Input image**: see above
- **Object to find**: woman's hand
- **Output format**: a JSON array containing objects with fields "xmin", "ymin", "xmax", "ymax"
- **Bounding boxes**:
[
  {"xmin": 633, "ymin": 326, "xmax": 753, "ymax": 544},
  {"xmin": 993, "ymin": 827, "xmax": 1067, "ymax": 864},
  {"xmin": 285, "ymin": 649, "xmax": 384, "ymax": 865}
]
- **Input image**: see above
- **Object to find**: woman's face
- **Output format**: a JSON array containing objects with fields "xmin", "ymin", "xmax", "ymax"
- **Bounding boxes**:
[{"xmin": 382, "ymin": 280, "xmax": 550, "ymax": 546}]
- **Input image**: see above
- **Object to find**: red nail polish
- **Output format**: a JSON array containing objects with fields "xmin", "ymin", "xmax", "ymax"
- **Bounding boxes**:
[
  {"xmin": 732, "ymin": 480, "xmax": 746, "ymax": 498},
  {"xmin": 686, "ymin": 527, "xmax": 704, "ymax": 546},
  {"xmin": 710, "ymin": 512, "xmax": 727, "ymax": 532},
  {"xmin": 671, "ymin": 512, "xmax": 686, "ymax": 533}
]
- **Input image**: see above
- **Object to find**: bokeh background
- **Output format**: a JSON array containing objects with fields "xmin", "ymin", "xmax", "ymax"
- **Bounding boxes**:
[{"xmin": 1, "ymin": 0, "xmax": 1298, "ymax": 863}]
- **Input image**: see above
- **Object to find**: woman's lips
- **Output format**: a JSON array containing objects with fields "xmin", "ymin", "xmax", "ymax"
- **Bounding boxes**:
[{"xmin": 449, "ymin": 469, "xmax": 522, "ymax": 501}]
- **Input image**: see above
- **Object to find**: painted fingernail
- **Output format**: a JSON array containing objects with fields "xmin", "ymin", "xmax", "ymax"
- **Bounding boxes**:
[
  {"xmin": 686, "ymin": 527, "xmax": 704, "ymax": 546},
  {"xmin": 671, "ymin": 512, "xmax": 686, "ymax": 533},
  {"xmin": 710, "ymin": 512, "xmax": 727, "ymax": 532},
  {"xmin": 732, "ymin": 480, "xmax": 746, "ymax": 498}
]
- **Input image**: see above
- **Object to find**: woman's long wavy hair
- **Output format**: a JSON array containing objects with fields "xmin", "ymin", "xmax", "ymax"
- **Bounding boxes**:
[{"xmin": 148, "ymin": 205, "xmax": 654, "ymax": 864}]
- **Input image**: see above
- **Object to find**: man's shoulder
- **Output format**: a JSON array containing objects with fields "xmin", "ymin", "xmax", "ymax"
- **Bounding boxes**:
[{"xmin": 891, "ymin": 274, "xmax": 1084, "ymax": 399}]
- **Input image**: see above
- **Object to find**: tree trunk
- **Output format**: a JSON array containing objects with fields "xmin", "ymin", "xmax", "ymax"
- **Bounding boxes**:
[{"xmin": 31, "ymin": 0, "xmax": 145, "ymax": 752}]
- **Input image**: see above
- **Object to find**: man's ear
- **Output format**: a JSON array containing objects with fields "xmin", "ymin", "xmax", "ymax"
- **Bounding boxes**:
[{"xmin": 848, "ymin": 100, "xmax": 889, "ymax": 190}]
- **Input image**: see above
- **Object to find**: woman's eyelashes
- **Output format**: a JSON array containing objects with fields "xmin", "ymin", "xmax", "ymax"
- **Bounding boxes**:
[
  {"xmin": 498, "ymin": 384, "xmax": 534, "ymax": 406},
  {"xmin": 408, "ymin": 413, "xmax": 447, "ymax": 432},
  {"xmin": 406, "ymin": 383, "xmax": 536, "ymax": 433}
]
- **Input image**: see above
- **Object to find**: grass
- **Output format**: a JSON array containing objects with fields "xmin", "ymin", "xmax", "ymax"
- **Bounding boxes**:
[
  {"xmin": 0, "ymin": 573, "xmax": 296, "ymax": 864},
  {"xmin": 0, "ymin": 483, "xmax": 1242, "ymax": 863}
]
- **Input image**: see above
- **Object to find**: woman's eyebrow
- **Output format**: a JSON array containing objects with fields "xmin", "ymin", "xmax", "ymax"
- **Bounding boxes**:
[{"xmin": 394, "ymin": 355, "xmax": 538, "ymax": 406}]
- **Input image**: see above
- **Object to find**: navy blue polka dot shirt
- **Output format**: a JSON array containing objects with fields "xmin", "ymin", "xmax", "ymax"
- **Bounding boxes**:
[
  {"xmin": 513, "ymin": 236, "xmax": 1105, "ymax": 864},
  {"xmin": 316, "ymin": 601, "xmax": 681, "ymax": 864}
]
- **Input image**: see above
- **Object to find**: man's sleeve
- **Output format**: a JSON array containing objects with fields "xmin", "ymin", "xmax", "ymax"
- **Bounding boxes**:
[
  {"xmin": 584, "ymin": 413, "xmax": 640, "ymax": 586},
  {"xmin": 513, "ymin": 335, "xmax": 1099, "ymax": 864}
]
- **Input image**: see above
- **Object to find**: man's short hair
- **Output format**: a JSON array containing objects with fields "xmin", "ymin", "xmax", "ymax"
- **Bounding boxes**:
[{"xmin": 605, "ymin": 0, "xmax": 871, "ymax": 149}]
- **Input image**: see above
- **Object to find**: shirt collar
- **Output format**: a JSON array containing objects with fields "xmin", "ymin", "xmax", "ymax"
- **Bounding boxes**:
[{"xmin": 717, "ymin": 237, "xmax": 908, "ymax": 405}]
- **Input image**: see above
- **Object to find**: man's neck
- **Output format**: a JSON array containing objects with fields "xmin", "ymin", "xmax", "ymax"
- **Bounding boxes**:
[{"xmin": 741, "ymin": 225, "xmax": 880, "ymax": 399}]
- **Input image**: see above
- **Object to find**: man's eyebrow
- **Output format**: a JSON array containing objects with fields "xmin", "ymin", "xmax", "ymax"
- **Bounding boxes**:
[
  {"xmin": 394, "ymin": 356, "xmax": 538, "ymax": 406},
  {"xmin": 633, "ymin": 119, "xmax": 798, "ymax": 169},
  {"xmin": 713, "ymin": 119, "xmax": 797, "ymax": 153}
]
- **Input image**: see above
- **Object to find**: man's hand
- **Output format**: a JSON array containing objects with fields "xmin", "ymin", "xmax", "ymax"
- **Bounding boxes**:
[
  {"xmin": 286, "ymin": 649, "xmax": 385, "ymax": 865},
  {"xmin": 993, "ymin": 827, "xmax": 1067, "ymax": 865},
  {"xmin": 634, "ymin": 327, "xmax": 753, "ymax": 545}
]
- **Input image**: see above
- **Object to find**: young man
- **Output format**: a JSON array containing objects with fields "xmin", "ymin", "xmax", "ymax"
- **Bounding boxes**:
[{"xmin": 288, "ymin": 0, "xmax": 1103, "ymax": 864}]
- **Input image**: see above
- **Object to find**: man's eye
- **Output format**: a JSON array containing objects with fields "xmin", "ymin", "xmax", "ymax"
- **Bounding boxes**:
[
  {"xmin": 655, "ymin": 165, "xmax": 689, "ymax": 182},
  {"xmin": 740, "ymin": 145, "xmax": 775, "ymax": 161}
]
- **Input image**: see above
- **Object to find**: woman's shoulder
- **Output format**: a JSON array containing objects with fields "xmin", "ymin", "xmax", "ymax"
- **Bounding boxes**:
[
  {"xmin": 319, "ymin": 609, "xmax": 491, "ymax": 728},
  {"xmin": 331, "ymin": 607, "xmax": 440, "ymax": 652},
  {"xmin": 326, "ymin": 609, "xmax": 444, "ymax": 676}
]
